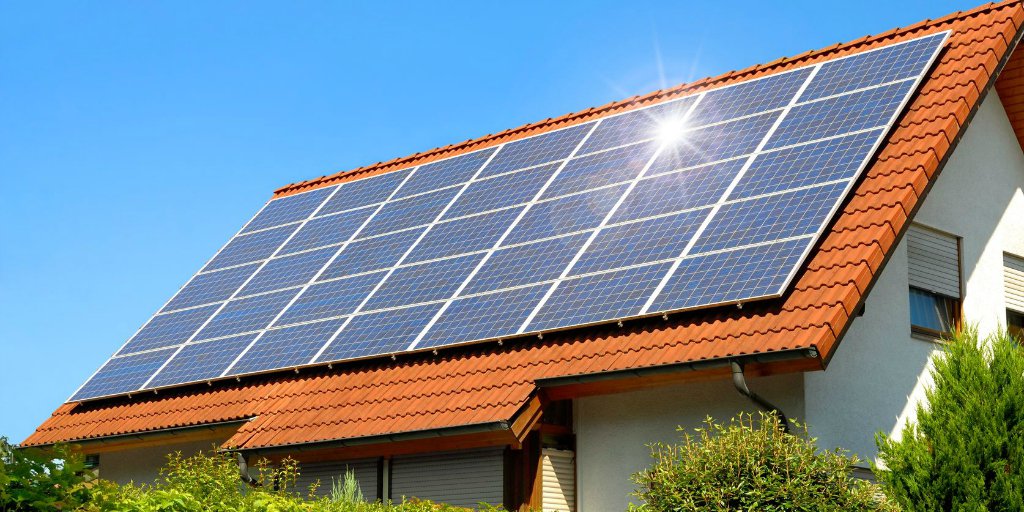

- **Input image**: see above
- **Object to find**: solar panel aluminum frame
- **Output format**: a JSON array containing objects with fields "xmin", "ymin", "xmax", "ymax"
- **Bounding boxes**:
[{"xmin": 69, "ymin": 30, "xmax": 949, "ymax": 402}]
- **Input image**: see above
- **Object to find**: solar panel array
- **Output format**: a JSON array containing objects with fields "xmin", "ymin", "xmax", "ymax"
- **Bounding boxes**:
[{"xmin": 71, "ymin": 32, "xmax": 948, "ymax": 401}]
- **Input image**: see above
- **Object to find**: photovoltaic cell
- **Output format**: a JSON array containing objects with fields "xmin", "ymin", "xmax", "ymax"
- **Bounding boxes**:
[
  {"xmin": 194, "ymin": 288, "xmax": 300, "ymax": 341},
  {"xmin": 463, "ymin": 233, "xmax": 589, "ymax": 295},
  {"xmin": 146, "ymin": 333, "xmax": 258, "ymax": 388},
  {"xmin": 611, "ymin": 159, "xmax": 744, "ymax": 223},
  {"xmin": 237, "ymin": 247, "xmax": 336, "ymax": 297},
  {"xmin": 731, "ymin": 129, "xmax": 881, "ymax": 200},
  {"xmin": 692, "ymin": 181, "xmax": 848, "ymax": 254},
  {"xmin": 279, "ymin": 206, "xmax": 375, "ymax": 255},
  {"xmin": 443, "ymin": 163, "xmax": 560, "ymax": 219},
  {"xmin": 649, "ymin": 238, "xmax": 807, "ymax": 312},
  {"xmin": 71, "ymin": 33, "xmax": 946, "ymax": 401},
  {"xmin": 241, "ymin": 187, "xmax": 334, "ymax": 234},
  {"xmin": 71, "ymin": 348, "xmax": 176, "ymax": 401},
  {"xmin": 479, "ymin": 122, "xmax": 594, "ymax": 178},
  {"xmin": 572, "ymin": 209, "xmax": 709, "ymax": 275},
  {"xmin": 161, "ymin": 263, "xmax": 260, "ymax": 313},
  {"xmin": 202, "ymin": 224, "xmax": 298, "ymax": 272},
  {"xmin": 417, "ymin": 284, "xmax": 548, "ymax": 349},
  {"xmin": 504, "ymin": 185, "xmax": 625, "ymax": 245},
  {"xmin": 275, "ymin": 271, "xmax": 385, "ymax": 326},
  {"xmin": 117, "ymin": 304, "xmax": 220, "ymax": 355},
  {"xmin": 406, "ymin": 207, "xmax": 523, "ymax": 263},
  {"xmin": 318, "ymin": 227, "xmax": 426, "ymax": 281},
  {"xmin": 766, "ymin": 80, "xmax": 914, "ymax": 150},
  {"xmin": 543, "ymin": 141, "xmax": 658, "ymax": 199},
  {"xmin": 317, "ymin": 304, "xmax": 443, "ymax": 362},
  {"xmin": 319, "ymin": 168, "xmax": 413, "ymax": 216},
  {"xmin": 527, "ymin": 262, "xmax": 673, "ymax": 332}
]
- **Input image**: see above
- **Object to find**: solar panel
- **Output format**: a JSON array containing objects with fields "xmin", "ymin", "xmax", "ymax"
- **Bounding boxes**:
[{"xmin": 71, "ymin": 32, "xmax": 948, "ymax": 401}]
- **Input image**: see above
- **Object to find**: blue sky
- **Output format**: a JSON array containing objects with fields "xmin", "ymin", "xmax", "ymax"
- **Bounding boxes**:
[{"xmin": 0, "ymin": 1, "xmax": 980, "ymax": 442}]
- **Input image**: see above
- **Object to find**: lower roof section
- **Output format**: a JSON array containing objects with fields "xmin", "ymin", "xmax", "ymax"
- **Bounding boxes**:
[{"xmin": 23, "ymin": 1, "xmax": 1024, "ymax": 451}]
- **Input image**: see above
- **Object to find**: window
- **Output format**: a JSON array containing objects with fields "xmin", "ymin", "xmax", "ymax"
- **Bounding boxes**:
[
  {"xmin": 907, "ymin": 225, "xmax": 961, "ymax": 338},
  {"xmin": 1005, "ymin": 253, "xmax": 1024, "ymax": 340}
]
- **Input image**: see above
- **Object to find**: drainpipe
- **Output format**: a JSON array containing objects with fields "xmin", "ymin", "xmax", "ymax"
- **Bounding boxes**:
[
  {"xmin": 730, "ymin": 361, "xmax": 790, "ymax": 434},
  {"xmin": 236, "ymin": 453, "xmax": 260, "ymax": 486}
]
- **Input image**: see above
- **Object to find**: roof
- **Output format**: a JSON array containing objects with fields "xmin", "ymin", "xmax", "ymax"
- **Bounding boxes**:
[{"xmin": 23, "ymin": 0, "xmax": 1024, "ymax": 452}]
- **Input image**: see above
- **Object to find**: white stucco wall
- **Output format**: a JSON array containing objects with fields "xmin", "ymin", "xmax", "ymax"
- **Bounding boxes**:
[
  {"xmin": 98, "ymin": 439, "xmax": 224, "ymax": 485},
  {"xmin": 574, "ymin": 373, "xmax": 804, "ymax": 511},
  {"xmin": 804, "ymin": 93, "xmax": 1024, "ymax": 463}
]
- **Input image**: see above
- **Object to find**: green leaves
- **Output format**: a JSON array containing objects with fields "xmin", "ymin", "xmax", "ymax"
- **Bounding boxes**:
[
  {"xmin": 0, "ymin": 437, "xmax": 95, "ymax": 511},
  {"xmin": 630, "ymin": 413, "xmax": 895, "ymax": 511},
  {"xmin": 875, "ymin": 328, "xmax": 1024, "ymax": 511}
]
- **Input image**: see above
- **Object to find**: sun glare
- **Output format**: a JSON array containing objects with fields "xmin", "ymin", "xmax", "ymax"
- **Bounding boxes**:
[{"xmin": 655, "ymin": 116, "xmax": 688, "ymax": 145}]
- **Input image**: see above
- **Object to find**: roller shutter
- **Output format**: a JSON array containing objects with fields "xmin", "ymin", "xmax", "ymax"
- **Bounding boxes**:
[
  {"xmin": 295, "ymin": 458, "xmax": 378, "ymax": 501},
  {"xmin": 1006, "ymin": 254, "xmax": 1024, "ymax": 314},
  {"xmin": 907, "ymin": 225, "xmax": 961, "ymax": 298},
  {"xmin": 390, "ymin": 448, "xmax": 504, "ymax": 509},
  {"xmin": 541, "ymin": 448, "xmax": 576, "ymax": 512}
]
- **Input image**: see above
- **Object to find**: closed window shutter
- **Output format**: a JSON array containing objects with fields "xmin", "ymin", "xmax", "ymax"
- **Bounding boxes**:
[
  {"xmin": 907, "ymin": 225, "xmax": 961, "ymax": 298},
  {"xmin": 1006, "ymin": 254, "xmax": 1024, "ymax": 314},
  {"xmin": 541, "ymin": 448, "xmax": 576, "ymax": 512},
  {"xmin": 390, "ymin": 448, "xmax": 504, "ymax": 509},
  {"xmin": 295, "ymin": 459, "xmax": 378, "ymax": 501}
]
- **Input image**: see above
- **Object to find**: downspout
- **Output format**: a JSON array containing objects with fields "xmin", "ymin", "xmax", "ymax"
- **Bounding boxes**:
[
  {"xmin": 236, "ymin": 452, "xmax": 260, "ymax": 486},
  {"xmin": 730, "ymin": 361, "xmax": 790, "ymax": 433}
]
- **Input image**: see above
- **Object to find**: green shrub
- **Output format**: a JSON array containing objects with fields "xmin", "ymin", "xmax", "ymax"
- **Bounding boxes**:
[
  {"xmin": 630, "ymin": 412, "xmax": 895, "ymax": 511},
  {"xmin": 0, "ymin": 437, "xmax": 96, "ymax": 511},
  {"xmin": 875, "ymin": 327, "xmax": 1024, "ymax": 511}
]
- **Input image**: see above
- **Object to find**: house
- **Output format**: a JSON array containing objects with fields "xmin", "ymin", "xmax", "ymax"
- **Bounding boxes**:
[{"xmin": 22, "ymin": 2, "xmax": 1024, "ymax": 511}]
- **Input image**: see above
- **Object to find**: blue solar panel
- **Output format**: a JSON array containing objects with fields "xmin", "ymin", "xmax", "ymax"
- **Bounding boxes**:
[
  {"xmin": 241, "ymin": 187, "xmax": 334, "ymax": 234},
  {"xmin": 692, "ymin": 181, "xmax": 847, "ymax": 254},
  {"xmin": 572, "ymin": 209, "xmax": 709, "ymax": 275},
  {"xmin": 203, "ymin": 223, "xmax": 298, "ymax": 272},
  {"xmin": 360, "ymin": 187, "xmax": 460, "ymax": 238},
  {"xmin": 611, "ymin": 159, "xmax": 744, "ymax": 223},
  {"xmin": 194, "ymin": 288, "xmax": 300, "ymax": 341},
  {"xmin": 479, "ymin": 122, "xmax": 595, "ymax": 178},
  {"xmin": 417, "ymin": 284, "xmax": 549, "ymax": 349},
  {"xmin": 463, "ymin": 233, "xmax": 589, "ymax": 295},
  {"xmin": 71, "ymin": 348, "xmax": 176, "ymax": 401},
  {"xmin": 799, "ymin": 32, "xmax": 945, "ymax": 102},
  {"xmin": 279, "ymin": 206, "xmax": 375, "ymax": 256},
  {"xmin": 237, "ymin": 247, "xmax": 336, "ymax": 297},
  {"xmin": 648, "ymin": 238, "xmax": 807, "ymax": 312},
  {"xmin": 407, "ymin": 207, "xmax": 523, "ymax": 263},
  {"xmin": 444, "ymin": 163, "xmax": 560, "ymax": 219},
  {"xmin": 527, "ymin": 262, "xmax": 673, "ymax": 332},
  {"xmin": 688, "ymin": 67, "xmax": 813, "ymax": 126},
  {"xmin": 117, "ymin": 304, "xmax": 219, "ymax": 355},
  {"xmin": 732, "ymin": 129, "xmax": 881, "ymax": 200},
  {"xmin": 275, "ymin": 271, "xmax": 385, "ymax": 326},
  {"xmin": 72, "ymin": 32, "xmax": 947, "ymax": 401},
  {"xmin": 161, "ymin": 263, "xmax": 260, "ymax": 313},
  {"xmin": 363, "ymin": 254, "xmax": 483, "ymax": 311},
  {"xmin": 146, "ymin": 333, "xmax": 258, "ymax": 388},
  {"xmin": 504, "ymin": 184, "xmax": 626, "ymax": 245},
  {"xmin": 766, "ymin": 80, "xmax": 914, "ymax": 150},
  {"xmin": 319, "ymin": 227, "xmax": 425, "ymax": 280},
  {"xmin": 395, "ymin": 148, "xmax": 497, "ymax": 199},
  {"xmin": 319, "ymin": 168, "xmax": 412, "ymax": 216},
  {"xmin": 316, "ymin": 303, "xmax": 442, "ymax": 362},
  {"xmin": 543, "ymin": 141, "xmax": 659, "ymax": 199},
  {"xmin": 579, "ymin": 96, "xmax": 699, "ymax": 154},
  {"xmin": 228, "ymin": 318, "xmax": 347, "ymax": 375}
]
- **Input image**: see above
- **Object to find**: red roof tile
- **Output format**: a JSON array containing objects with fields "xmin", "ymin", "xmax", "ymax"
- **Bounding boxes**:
[{"xmin": 23, "ymin": 1, "xmax": 1024, "ymax": 451}]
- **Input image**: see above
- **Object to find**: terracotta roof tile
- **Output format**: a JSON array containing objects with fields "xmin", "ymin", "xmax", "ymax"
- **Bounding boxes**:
[{"xmin": 23, "ymin": 1, "xmax": 1024, "ymax": 451}]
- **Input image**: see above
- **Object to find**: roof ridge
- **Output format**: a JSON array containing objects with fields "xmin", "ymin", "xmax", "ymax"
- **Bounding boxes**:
[{"xmin": 271, "ymin": 0, "xmax": 1023, "ymax": 198}]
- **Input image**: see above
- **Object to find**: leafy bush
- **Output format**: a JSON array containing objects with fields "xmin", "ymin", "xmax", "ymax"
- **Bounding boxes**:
[
  {"xmin": 0, "ymin": 436, "xmax": 96, "ymax": 511},
  {"xmin": 630, "ymin": 412, "xmax": 895, "ymax": 511},
  {"xmin": 875, "ymin": 327, "xmax": 1024, "ymax": 511}
]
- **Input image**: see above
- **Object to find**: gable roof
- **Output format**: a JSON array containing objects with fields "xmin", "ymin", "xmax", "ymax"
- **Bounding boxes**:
[{"xmin": 23, "ymin": 0, "xmax": 1024, "ymax": 452}]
